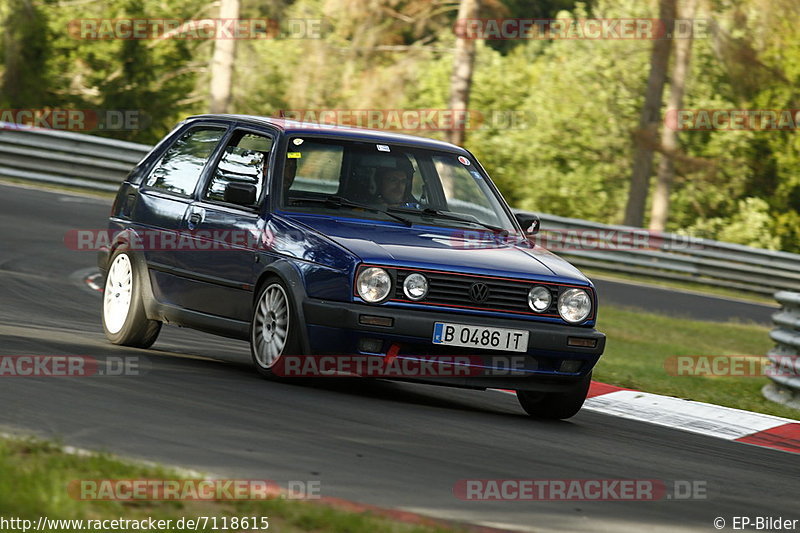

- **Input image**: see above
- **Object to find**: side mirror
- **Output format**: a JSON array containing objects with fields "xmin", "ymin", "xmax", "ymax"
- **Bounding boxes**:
[
  {"xmin": 515, "ymin": 213, "xmax": 540, "ymax": 236},
  {"xmin": 224, "ymin": 182, "xmax": 257, "ymax": 206}
]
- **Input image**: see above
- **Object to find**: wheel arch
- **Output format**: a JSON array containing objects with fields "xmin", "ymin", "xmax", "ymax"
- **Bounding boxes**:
[{"xmin": 253, "ymin": 259, "xmax": 312, "ymax": 354}]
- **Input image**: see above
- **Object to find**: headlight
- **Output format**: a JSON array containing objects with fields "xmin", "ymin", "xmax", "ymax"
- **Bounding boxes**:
[
  {"xmin": 527, "ymin": 285, "xmax": 551, "ymax": 312},
  {"xmin": 403, "ymin": 273, "xmax": 428, "ymax": 300},
  {"xmin": 557, "ymin": 288, "xmax": 592, "ymax": 324},
  {"xmin": 356, "ymin": 267, "xmax": 392, "ymax": 303}
]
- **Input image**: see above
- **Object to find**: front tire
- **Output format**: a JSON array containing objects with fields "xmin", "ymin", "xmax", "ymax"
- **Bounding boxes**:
[
  {"xmin": 250, "ymin": 278, "xmax": 300, "ymax": 379},
  {"xmin": 102, "ymin": 250, "xmax": 161, "ymax": 348},
  {"xmin": 516, "ymin": 372, "xmax": 592, "ymax": 420}
]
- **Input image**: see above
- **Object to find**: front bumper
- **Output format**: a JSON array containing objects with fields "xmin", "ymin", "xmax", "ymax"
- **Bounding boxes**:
[{"xmin": 302, "ymin": 299, "xmax": 605, "ymax": 392}]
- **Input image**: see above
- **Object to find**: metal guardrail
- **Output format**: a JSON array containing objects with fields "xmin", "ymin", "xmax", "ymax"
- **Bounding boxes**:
[
  {"xmin": 0, "ymin": 122, "xmax": 151, "ymax": 192},
  {"xmin": 763, "ymin": 291, "xmax": 800, "ymax": 409},
  {"xmin": 2, "ymin": 123, "xmax": 799, "ymax": 294},
  {"xmin": 525, "ymin": 212, "xmax": 800, "ymax": 295}
]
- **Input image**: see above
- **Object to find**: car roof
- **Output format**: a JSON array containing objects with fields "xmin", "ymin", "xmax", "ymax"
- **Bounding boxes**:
[{"xmin": 186, "ymin": 114, "xmax": 469, "ymax": 153}]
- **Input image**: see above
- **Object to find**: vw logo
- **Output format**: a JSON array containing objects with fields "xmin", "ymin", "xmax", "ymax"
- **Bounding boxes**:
[{"xmin": 469, "ymin": 282, "xmax": 490, "ymax": 303}]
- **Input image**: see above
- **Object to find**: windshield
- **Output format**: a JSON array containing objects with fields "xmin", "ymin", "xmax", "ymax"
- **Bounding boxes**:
[{"xmin": 279, "ymin": 137, "xmax": 516, "ymax": 231}]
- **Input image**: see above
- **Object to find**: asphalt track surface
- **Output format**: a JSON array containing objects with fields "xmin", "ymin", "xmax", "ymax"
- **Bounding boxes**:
[
  {"xmin": 0, "ymin": 182, "xmax": 796, "ymax": 532},
  {"xmin": 591, "ymin": 278, "xmax": 776, "ymax": 325}
]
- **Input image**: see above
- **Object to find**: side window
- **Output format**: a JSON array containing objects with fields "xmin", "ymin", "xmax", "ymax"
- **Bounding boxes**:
[
  {"xmin": 204, "ymin": 132, "xmax": 274, "ymax": 203},
  {"xmin": 145, "ymin": 127, "xmax": 226, "ymax": 196},
  {"xmin": 431, "ymin": 154, "xmax": 502, "ymax": 224}
]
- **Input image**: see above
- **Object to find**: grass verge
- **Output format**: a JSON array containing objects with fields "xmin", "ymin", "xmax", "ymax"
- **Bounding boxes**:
[
  {"xmin": 0, "ymin": 437, "xmax": 462, "ymax": 533},
  {"xmin": 595, "ymin": 305, "xmax": 798, "ymax": 420}
]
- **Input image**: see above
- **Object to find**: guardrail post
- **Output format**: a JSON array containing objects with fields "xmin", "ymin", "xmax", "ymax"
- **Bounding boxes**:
[{"xmin": 763, "ymin": 291, "xmax": 800, "ymax": 409}]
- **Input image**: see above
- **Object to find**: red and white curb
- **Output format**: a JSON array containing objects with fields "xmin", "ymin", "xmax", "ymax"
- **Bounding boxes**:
[
  {"xmin": 498, "ymin": 381, "xmax": 799, "ymax": 454},
  {"xmin": 583, "ymin": 382, "xmax": 800, "ymax": 454}
]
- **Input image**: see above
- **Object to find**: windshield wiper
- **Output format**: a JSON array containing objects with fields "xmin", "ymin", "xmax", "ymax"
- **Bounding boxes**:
[
  {"xmin": 388, "ymin": 206, "xmax": 505, "ymax": 233},
  {"xmin": 293, "ymin": 195, "xmax": 412, "ymax": 226}
]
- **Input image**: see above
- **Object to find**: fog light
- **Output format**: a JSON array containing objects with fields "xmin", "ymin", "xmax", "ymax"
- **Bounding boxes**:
[
  {"xmin": 527, "ymin": 285, "xmax": 551, "ymax": 312},
  {"xmin": 359, "ymin": 315, "xmax": 394, "ymax": 327},
  {"xmin": 358, "ymin": 338, "xmax": 384, "ymax": 353},
  {"xmin": 403, "ymin": 273, "xmax": 429, "ymax": 301},
  {"xmin": 559, "ymin": 360, "xmax": 583, "ymax": 373},
  {"xmin": 568, "ymin": 337, "xmax": 597, "ymax": 348}
]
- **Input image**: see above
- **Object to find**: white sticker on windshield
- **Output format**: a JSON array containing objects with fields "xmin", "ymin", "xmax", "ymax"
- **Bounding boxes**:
[
  {"xmin": 458, "ymin": 156, "xmax": 471, "ymax": 165},
  {"xmin": 377, "ymin": 144, "xmax": 391, "ymax": 152},
  {"xmin": 292, "ymin": 138, "xmax": 304, "ymax": 146}
]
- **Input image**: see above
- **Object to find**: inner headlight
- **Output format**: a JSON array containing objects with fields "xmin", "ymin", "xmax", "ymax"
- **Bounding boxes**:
[
  {"xmin": 557, "ymin": 288, "xmax": 592, "ymax": 324},
  {"xmin": 403, "ymin": 273, "xmax": 428, "ymax": 300},
  {"xmin": 356, "ymin": 267, "xmax": 392, "ymax": 303},
  {"xmin": 528, "ymin": 285, "xmax": 551, "ymax": 312}
]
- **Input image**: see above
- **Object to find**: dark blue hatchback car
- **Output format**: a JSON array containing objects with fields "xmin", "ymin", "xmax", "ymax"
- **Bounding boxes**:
[{"xmin": 99, "ymin": 115, "xmax": 605, "ymax": 419}]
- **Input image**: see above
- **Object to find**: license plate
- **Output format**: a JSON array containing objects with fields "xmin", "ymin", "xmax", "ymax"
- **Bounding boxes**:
[{"xmin": 432, "ymin": 323, "xmax": 529, "ymax": 353}]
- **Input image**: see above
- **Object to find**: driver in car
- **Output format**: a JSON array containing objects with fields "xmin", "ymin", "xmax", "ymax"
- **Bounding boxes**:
[{"xmin": 374, "ymin": 167, "xmax": 420, "ymax": 209}]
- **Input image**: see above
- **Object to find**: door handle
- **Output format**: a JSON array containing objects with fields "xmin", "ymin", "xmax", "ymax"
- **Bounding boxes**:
[{"xmin": 189, "ymin": 212, "xmax": 202, "ymax": 225}]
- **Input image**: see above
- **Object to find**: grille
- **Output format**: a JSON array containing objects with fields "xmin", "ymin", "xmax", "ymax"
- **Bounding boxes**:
[{"xmin": 394, "ymin": 269, "xmax": 562, "ymax": 316}]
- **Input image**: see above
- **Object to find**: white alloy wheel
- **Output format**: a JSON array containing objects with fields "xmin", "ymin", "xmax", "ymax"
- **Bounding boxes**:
[{"xmin": 103, "ymin": 253, "xmax": 133, "ymax": 334}]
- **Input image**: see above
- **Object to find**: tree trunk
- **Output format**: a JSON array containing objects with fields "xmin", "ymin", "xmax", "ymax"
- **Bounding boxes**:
[
  {"xmin": 209, "ymin": 0, "xmax": 240, "ymax": 114},
  {"xmin": 446, "ymin": 0, "xmax": 480, "ymax": 146},
  {"xmin": 622, "ymin": 0, "xmax": 676, "ymax": 227},
  {"xmin": 649, "ymin": 0, "xmax": 698, "ymax": 232},
  {"xmin": 2, "ymin": 0, "xmax": 49, "ymax": 108}
]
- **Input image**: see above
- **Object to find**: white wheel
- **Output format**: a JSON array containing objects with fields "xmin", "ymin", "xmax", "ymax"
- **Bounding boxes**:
[
  {"xmin": 252, "ymin": 283, "xmax": 290, "ymax": 368},
  {"xmin": 103, "ymin": 253, "xmax": 133, "ymax": 334},
  {"xmin": 101, "ymin": 250, "xmax": 161, "ymax": 348}
]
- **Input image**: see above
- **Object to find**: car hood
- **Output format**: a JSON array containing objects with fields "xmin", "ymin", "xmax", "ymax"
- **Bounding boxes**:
[{"xmin": 281, "ymin": 213, "xmax": 590, "ymax": 284}]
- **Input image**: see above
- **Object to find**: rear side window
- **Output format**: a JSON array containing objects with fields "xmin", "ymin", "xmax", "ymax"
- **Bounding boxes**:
[{"xmin": 145, "ymin": 127, "xmax": 226, "ymax": 196}]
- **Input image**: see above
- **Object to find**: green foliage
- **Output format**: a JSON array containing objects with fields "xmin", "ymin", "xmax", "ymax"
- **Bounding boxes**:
[
  {"xmin": 4, "ymin": 0, "xmax": 204, "ymax": 143},
  {"xmin": 682, "ymin": 197, "xmax": 781, "ymax": 249},
  {"xmin": 452, "ymin": 0, "xmax": 652, "ymax": 220}
]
